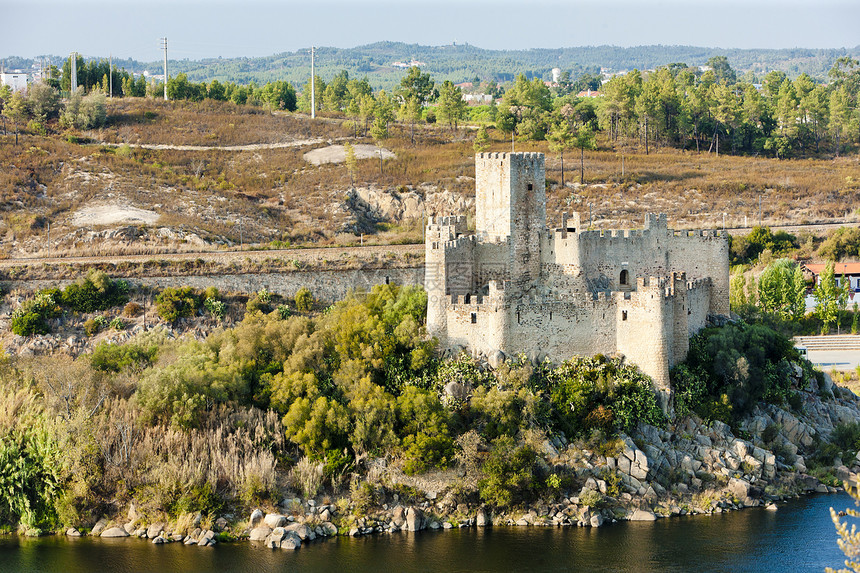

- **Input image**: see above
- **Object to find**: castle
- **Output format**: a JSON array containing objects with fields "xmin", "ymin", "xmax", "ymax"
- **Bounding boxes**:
[{"xmin": 425, "ymin": 152, "xmax": 729, "ymax": 398}]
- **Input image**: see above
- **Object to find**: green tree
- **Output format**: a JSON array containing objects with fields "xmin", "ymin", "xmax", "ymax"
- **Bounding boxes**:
[
  {"xmin": 344, "ymin": 142, "xmax": 357, "ymax": 188},
  {"xmin": 399, "ymin": 96, "xmax": 423, "ymax": 144},
  {"xmin": 473, "ymin": 125, "xmax": 491, "ymax": 153},
  {"xmin": 573, "ymin": 125, "xmax": 597, "ymax": 184},
  {"xmin": 2, "ymin": 92, "xmax": 31, "ymax": 145},
  {"xmin": 28, "ymin": 83, "xmax": 61, "ymax": 121},
  {"xmin": 398, "ymin": 66, "xmax": 436, "ymax": 104},
  {"xmin": 436, "ymin": 80, "xmax": 467, "ymax": 131},
  {"xmin": 547, "ymin": 119, "xmax": 574, "ymax": 187},
  {"xmin": 815, "ymin": 261, "xmax": 841, "ymax": 334}
]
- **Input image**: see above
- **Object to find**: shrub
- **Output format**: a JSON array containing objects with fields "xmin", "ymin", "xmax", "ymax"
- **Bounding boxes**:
[
  {"xmin": 109, "ymin": 317, "xmax": 125, "ymax": 330},
  {"xmin": 61, "ymin": 270, "xmax": 129, "ymax": 313},
  {"xmin": 155, "ymin": 287, "xmax": 201, "ymax": 324},
  {"xmin": 276, "ymin": 304, "xmax": 291, "ymax": 319},
  {"xmin": 10, "ymin": 290, "xmax": 61, "ymax": 336},
  {"xmin": 478, "ymin": 435, "xmax": 538, "ymax": 508},
  {"xmin": 295, "ymin": 287, "xmax": 314, "ymax": 312},
  {"xmin": 289, "ymin": 456, "xmax": 324, "ymax": 498},
  {"xmin": 401, "ymin": 432, "xmax": 455, "ymax": 475},
  {"xmin": 90, "ymin": 341, "xmax": 158, "ymax": 373},
  {"xmin": 83, "ymin": 316, "xmax": 108, "ymax": 336},
  {"xmin": 122, "ymin": 302, "xmax": 142, "ymax": 317},
  {"xmin": 204, "ymin": 297, "xmax": 225, "ymax": 321}
]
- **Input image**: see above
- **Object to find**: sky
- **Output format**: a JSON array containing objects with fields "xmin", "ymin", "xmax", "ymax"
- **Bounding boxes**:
[{"xmin": 2, "ymin": 0, "xmax": 859, "ymax": 62}]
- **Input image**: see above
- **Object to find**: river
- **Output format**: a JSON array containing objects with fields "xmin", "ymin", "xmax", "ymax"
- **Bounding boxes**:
[{"xmin": 0, "ymin": 492, "xmax": 852, "ymax": 573}]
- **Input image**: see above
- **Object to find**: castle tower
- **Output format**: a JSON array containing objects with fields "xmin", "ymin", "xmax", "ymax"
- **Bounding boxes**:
[{"xmin": 475, "ymin": 152, "xmax": 546, "ymax": 289}]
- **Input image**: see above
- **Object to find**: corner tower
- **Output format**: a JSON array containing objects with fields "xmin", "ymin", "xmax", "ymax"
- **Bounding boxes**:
[{"xmin": 475, "ymin": 152, "xmax": 546, "ymax": 288}]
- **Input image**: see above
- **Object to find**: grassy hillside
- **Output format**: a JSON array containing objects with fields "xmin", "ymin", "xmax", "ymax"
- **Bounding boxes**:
[{"xmin": 1, "ymin": 96, "xmax": 858, "ymax": 259}]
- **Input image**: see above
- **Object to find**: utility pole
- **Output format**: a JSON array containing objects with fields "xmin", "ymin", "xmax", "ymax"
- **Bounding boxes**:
[
  {"xmin": 161, "ymin": 37, "xmax": 168, "ymax": 101},
  {"xmin": 70, "ymin": 51, "xmax": 77, "ymax": 94},
  {"xmin": 310, "ymin": 46, "xmax": 315, "ymax": 119}
]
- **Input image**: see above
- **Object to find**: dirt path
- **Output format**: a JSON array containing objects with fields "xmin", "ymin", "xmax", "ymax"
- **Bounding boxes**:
[{"xmin": 100, "ymin": 137, "xmax": 328, "ymax": 152}]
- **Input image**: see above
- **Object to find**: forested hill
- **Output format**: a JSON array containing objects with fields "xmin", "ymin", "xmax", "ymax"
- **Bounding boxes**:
[{"xmin": 6, "ymin": 42, "xmax": 860, "ymax": 89}]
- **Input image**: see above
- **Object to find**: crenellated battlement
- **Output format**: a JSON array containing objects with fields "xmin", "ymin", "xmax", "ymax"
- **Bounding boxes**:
[{"xmin": 428, "ymin": 154, "xmax": 729, "ymax": 399}]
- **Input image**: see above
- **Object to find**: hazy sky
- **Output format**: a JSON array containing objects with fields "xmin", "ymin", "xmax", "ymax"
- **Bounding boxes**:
[{"xmin": 3, "ymin": 0, "xmax": 859, "ymax": 61}]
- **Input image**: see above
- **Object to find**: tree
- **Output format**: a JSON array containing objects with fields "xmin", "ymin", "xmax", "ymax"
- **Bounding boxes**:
[
  {"xmin": 573, "ymin": 125, "xmax": 597, "ymax": 184},
  {"xmin": 2, "ymin": 92, "xmax": 31, "ymax": 145},
  {"xmin": 815, "ymin": 261, "xmax": 841, "ymax": 334},
  {"xmin": 706, "ymin": 56, "xmax": 737, "ymax": 84},
  {"xmin": 547, "ymin": 119, "xmax": 574, "ymax": 187},
  {"xmin": 399, "ymin": 66, "xmax": 436, "ymax": 105},
  {"xmin": 344, "ymin": 142, "xmax": 357, "ymax": 188},
  {"xmin": 436, "ymin": 80, "xmax": 467, "ymax": 131},
  {"xmin": 473, "ymin": 125, "xmax": 491, "ymax": 153},
  {"xmin": 399, "ymin": 96, "xmax": 423, "ymax": 144},
  {"xmin": 28, "ymin": 83, "xmax": 61, "ymax": 121}
]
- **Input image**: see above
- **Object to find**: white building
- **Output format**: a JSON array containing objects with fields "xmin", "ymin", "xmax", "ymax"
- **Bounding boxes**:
[{"xmin": 0, "ymin": 71, "xmax": 29, "ymax": 92}]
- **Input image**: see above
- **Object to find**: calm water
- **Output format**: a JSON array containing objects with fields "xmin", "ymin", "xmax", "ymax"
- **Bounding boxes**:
[{"xmin": 0, "ymin": 492, "xmax": 852, "ymax": 573}]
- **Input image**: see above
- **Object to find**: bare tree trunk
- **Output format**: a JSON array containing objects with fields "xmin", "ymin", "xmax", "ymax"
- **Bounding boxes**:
[{"xmin": 580, "ymin": 147, "xmax": 585, "ymax": 184}]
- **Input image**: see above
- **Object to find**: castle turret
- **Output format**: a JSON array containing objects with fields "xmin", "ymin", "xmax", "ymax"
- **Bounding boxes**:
[{"xmin": 475, "ymin": 152, "xmax": 546, "ymax": 290}]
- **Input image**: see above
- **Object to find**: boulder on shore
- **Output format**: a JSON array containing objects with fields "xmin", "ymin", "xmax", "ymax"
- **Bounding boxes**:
[{"xmin": 101, "ymin": 527, "xmax": 130, "ymax": 538}]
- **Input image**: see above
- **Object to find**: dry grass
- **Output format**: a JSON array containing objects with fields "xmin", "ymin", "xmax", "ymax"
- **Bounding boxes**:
[{"xmin": 0, "ymin": 99, "xmax": 858, "ymax": 259}]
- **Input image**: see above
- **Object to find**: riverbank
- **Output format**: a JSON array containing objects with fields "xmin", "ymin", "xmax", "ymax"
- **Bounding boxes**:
[{"xmin": 37, "ymin": 376, "xmax": 860, "ymax": 554}]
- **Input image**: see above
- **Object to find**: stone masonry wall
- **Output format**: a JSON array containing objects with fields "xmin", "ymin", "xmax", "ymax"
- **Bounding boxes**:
[{"xmin": 9, "ymin": 267, "xmax": 424, "ymax": 304}]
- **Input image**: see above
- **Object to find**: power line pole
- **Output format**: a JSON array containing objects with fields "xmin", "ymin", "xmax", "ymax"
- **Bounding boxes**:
[
  {"xmin": 310, "ymin": 46, "xmax": 315, "ymax": 119},
  {"xmin": 70, "ymin": 51, "xmax": 77, "ymax": 94},
  {"xmin": 161, "ymin": 37, "xmax": 168, "ymax": 101}
]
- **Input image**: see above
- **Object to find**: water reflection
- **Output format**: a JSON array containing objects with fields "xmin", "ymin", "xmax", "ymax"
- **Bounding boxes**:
[{"xmin": 0, "ymin": 493, "xmax": 850, "ymax": 573}]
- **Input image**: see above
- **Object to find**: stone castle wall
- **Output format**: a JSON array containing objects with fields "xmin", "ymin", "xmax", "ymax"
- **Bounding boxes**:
[{"xmin": 428, "ymin": 152, "xmax": 730, "ymax": 393}]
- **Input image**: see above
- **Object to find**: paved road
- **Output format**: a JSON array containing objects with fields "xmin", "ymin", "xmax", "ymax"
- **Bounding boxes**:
[{"xmin": 808, "ymin": 349, "xmax": 860, "ymax": 372}]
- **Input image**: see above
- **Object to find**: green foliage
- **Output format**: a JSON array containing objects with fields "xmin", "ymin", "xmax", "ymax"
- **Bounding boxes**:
[
  {"xmin": 672, "ymin": 322, "xmax": 804, "ymax": 421},
  {"xmin": 478, "ymin": 435, "xmax": 538, "ymax": 508},
  {"xmin": 0, "ymin": 428, "xmax": 62, "ymax": 530},
  {"xmin": 11, "ymin": 290, "xmax": 62, "ymax": 336},
  {"xmin": 294, "ymin": 287, "xmax": 314, "ymax": 312},
  {"xmin": 815, "ymin": 261, "xmax": 841, "ymax": 333},
  {"xmin": 401, "ymin": 433, "xmax": 455, "ymax": 475},
  {"xmin": 818, "ymin": 227, "xmax": 860, "ymax": 261},
  {"xmin": 90, "ymin": 340, "xmax": 158, "ymax": 373},
  {"xmin": 61, "ymin": 270, "xmax": 129, "ymax": 313},
  {"xmin": 547, "ymin": 355, "xmax": 665, "ymax": 437},
  {"xmin": 204, "ymin": 297, "xmax": 225, "ymax": 321},
  {"xmin": 83, "ymin": 316, "xmax": 108, "ymax": 336},
  {"xmin": 135, "ymin": 339, "xmax": 247, "ymax": 427},
  {"xmin": 155, "ymin": 286, "xmax": 201, "ymax": 324},
  {"xmin": 831, "ymin": 422, "xmax": 860, "ymax": 455},
  {"xmin": 757, "ymin": 259, "xmax": 806, "ymax": 320},
  {"xmin": 730, "ymin": 227, "xmax": 798, "ymax": 266}
]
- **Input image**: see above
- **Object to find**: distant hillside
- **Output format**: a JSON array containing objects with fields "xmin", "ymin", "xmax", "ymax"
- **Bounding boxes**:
[{"xmin": 6, "ymin": 43, "xmax": 860, "ymax": 89}]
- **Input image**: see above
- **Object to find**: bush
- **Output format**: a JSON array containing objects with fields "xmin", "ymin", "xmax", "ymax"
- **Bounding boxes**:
[
  {"xmin": 547, "ymin": 355, "xmax": 665, "ymax": 437},
  {"xmin": 83, "ymin": 316, "xmax": 108, "ymax": 336},
  {"xmin": 122, "ymin": 302, "xmax": 142, "ymax": 317},
  {"xmin": 401, "ymin": 432, "xmax": 455, "ymax": 475},
  {"xmin": 478, "ymin": 435, "xmax": 538, "ymax": 508},
  {"xmin": 90, "ymin": 340, "xmax": 159, "ymax": 373},
  {"xmin": 109, "ymin": 317, "xmax": 125, "ymax": 330},
  {"xmin": 295, "ymin": 287, "xmax": 314, "ymax": 312},
  {"xmin": 61, "ymin": 270, "xmax": 129, "ymax": 313},
  {"xmin": 10, "ymin": 290, "xmax": 61, "ymax": 336},
  {"xmin": 155, "ymin": 287, "xmax": 201, "ymax": 324},
  {"xmin": 204, "ymin": 297, "xmax": 225, "ymax": 321}
]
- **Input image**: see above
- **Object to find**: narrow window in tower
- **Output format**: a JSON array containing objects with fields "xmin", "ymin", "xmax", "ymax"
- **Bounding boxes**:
[
  {"xmin": 622, "ymin": 310, "xmax": 628, "ymax": 321},
  {"xmin": 527, "ymin": 183, "xmax": 533, "ymax": 191},
  {"xmin": 471, "ymin": 312, "xmax": 477, "ymax": 324}
]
